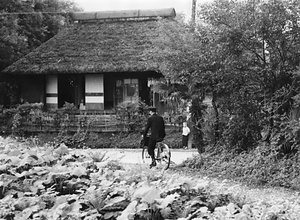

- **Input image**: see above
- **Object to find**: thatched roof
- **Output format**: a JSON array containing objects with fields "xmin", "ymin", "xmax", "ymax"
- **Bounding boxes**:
[{"xmin": 2, "ymin": 8, "xmax": 186, "ymax": 75}]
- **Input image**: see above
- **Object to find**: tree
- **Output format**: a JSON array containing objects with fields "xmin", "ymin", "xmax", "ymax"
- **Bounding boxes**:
[
  {"xmin": 0, "ymin": 0, "xmax": 81, "ymax": 72},
  {"xmin": 154, "ymin": 0, "xmax": 300, "ymax": 153},
  {"xmin": 0, "ymin": 0, "xmax": 81, "ymax": 106},
  {"xmin": 196, "ymin": 0, "xmax": 300, "ymax": 152}
]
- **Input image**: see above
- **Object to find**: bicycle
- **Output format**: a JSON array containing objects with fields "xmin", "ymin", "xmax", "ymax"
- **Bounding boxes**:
[{"xmin": 140, "ymin": 136, "xmax": 171, "ymax": 170}]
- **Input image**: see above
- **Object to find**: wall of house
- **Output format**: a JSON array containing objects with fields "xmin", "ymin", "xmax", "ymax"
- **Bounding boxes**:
[
  {"xmin": 20, "ymin": 75, "xmax": 44, "ymax": 104},
  {"xmin": 85, "ymin": 74, "xmax": 104, "ymax": 110},
  {"xmin": 46, "ymin": 75, "xmax": 58, "ymax": 109}
]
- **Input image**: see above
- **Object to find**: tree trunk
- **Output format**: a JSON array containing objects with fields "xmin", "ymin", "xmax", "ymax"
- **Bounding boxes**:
[{"xmin": 212, "ymin": 91, "xmax": 219, "ymax": 144}]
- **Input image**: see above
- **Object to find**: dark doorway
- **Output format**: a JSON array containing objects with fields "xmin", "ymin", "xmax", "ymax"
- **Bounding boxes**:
[
  {"xmin": 58, "ymin": 75, "xmax": 76, "ymax": 108},
  {"xmin": 104, "ymin": 75, "xmax": 114, "ymax": 109}
]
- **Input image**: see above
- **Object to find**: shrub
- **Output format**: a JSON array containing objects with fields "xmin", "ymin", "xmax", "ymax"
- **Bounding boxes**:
[
  {"xmin": 115, "ymin": 100, "xmax": 148, "ymax": 132},
  {"xmin": 220, "ymin": 93, "xmax": 262, "ymax": 153},
  {"xmin": 164, "ymin": 129, "xmax": 182, "ymax": 149},
  {"xmin": 182, "ymin": 142, "xmax": 300, "ymax": 190}
]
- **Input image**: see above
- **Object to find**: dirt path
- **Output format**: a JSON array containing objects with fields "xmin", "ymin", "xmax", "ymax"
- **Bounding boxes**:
[{"xmin": 98, "ymin": 148, "xmax": 198, "ymax": 165}]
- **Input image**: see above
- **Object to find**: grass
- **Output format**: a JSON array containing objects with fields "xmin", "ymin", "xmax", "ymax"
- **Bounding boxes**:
[{"xmin": 179, "ymin": 144, "xmax": 300, "ymax": 192}]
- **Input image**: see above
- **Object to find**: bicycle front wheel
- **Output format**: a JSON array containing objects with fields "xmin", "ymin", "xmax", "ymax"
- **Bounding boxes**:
[
  {"xmin": 156, "ymin": 142, "xmax": 171, "ymax": 170},
  {"xmin": 142, "ymin": 145, "xmax": 152, "ymax": 165}
]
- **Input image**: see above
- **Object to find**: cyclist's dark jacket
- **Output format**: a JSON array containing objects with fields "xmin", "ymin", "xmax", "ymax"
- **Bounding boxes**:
[{"xmin": 143, "ymin": 113, "xmax": 166, "ymax": 141}]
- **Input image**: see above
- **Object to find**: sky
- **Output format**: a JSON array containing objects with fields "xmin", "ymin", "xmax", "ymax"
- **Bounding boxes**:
[{"xmin": 74, "ymin": 0, "xmax": 212, "ymax": 22}]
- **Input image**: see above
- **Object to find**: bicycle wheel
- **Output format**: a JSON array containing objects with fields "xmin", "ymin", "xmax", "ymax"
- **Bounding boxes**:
[
  {"xmin": 156, "ymin": 142, "xmax": 171, "ymax": 170},
  {"xmin": 142, "ymin": 145, "xmax": 152, "ymax": 165}
]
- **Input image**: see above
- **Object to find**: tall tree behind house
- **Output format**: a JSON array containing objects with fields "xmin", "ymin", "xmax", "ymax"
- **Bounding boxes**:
[
  {"xmin": 0, "ymin": 0, "xmax": 81, "ymax": 106},
  {"xmin": 191, "ymin": 0, "xmax": 196, "ymax": 29}
]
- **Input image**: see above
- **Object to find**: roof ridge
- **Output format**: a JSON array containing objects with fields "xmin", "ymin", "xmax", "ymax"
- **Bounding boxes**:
[{"xmin": 70, "ymin": 8, "xmax": 176, "ymax": 21}]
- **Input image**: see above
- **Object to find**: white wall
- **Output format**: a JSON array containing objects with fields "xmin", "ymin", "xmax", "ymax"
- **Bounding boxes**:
[
  {"xmin": 85, "ymin": 74, "xmax": 104, "ymax": 110},
  {"xmin": 46, "ymin": 75, "xmax": 58, "ymax": 108}
]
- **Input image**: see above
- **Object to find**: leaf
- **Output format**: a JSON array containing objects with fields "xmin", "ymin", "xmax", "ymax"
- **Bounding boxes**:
[
  {"xmin": 161, "ymin": 207, "xmax": 172, "ymax": 219},
  {"xmin": 117, "ymin": 200, "xmax": 138, "ymax": 220},
  {"xmin": 6, "ymin": 156, "xmax": 20, "ymax": 165},
  {"xmin": 69, "ymin": 201, "xmax": 82, "ymax": 214},
  {"xmin": 51, "ymin": 195, "xmax": 69, "ymax": 210},
  {"xmin": 157, "ymin": 193, "xmax": 180, "ymax": 209},
  {"xmin": 141, "ymin": 187, "xmax": 161, "ymax": 204},
  {"xmin": 52, "ymin": 202, "xmax": 70, "ymax": 219},
  {"xmin": 71, "ymin": 166, "xmax": 87, "ymax": 177},
  {"xmin": 19, "ymin": 155, "xmax": 38, "ymax": 167},
  {"xmin": 54, "ymin": 144, "xmax": 69, "ymax": 156},
  {"xmin": 8, "ymin": 149, "xmax": 21, "ymax": 156},
  {"xmin": 227, "ymin": 202, "xmax": 241, "ymax": 215},
  {"xmin": 136, "ymin": 203, "xmax": 148, "ymax": 213},
  {"xmin": 104, "ymin": 212, "xmax": 118, "ymax": 220},
  {"xmin": 43, "ymin": 146, "xmax": 55, "ymax": 156},
  {"xmin": 18, "ymin": 205, "xmax": 40, "ymax": 220},
  {"xmin": 133, "ymin": 185, "xmax": 153, "ymax": 199},
  {"xmin": 101, "ymin": 196, "xmax": 129, "ymax": 211},
  {"xmin": 14, "ymin": 197, "xmax": 39, "ymax": 211},
  {"xmin": 0, "ymin": 153, "xmax": 8, "ymax": 160},
  {"xmin": 85, "ymin": 188, "xmax": 111, "ymax": 210},
  {"xmin": 41, "ymin": 154, "xmax": 56, "ymax": 165}
]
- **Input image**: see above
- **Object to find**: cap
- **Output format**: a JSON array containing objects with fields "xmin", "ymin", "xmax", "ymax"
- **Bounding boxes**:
[{"xmin": 148, "ymin": 106, "xmax": 157, "ymax": 112}]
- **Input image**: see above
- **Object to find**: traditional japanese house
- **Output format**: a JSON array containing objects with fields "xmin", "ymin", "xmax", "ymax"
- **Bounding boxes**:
[{"xmin": 2, "ymin": 8, "xmax": 182, "ymax": 114}]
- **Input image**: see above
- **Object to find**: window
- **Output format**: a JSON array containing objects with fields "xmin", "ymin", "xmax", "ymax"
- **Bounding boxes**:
[{"xmin": 124, "ymin": 79, "xmax": 139, "ymax": 102}]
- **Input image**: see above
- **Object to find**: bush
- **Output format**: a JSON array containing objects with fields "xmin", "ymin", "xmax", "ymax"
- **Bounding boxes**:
[
  {"xmin": 220, "ymin": 93, "xmax": 262, "ymax": 153},
  {"xmin": 182, "ymin": 142, "xmax": 300, "ymax": 190},
  {"xmin": 115, "ymin": 100, "xmax": 148, "ymax": 132},
  {"xmin": 164, "ymin": 129, "xmax": 182, "ymax": 149}
]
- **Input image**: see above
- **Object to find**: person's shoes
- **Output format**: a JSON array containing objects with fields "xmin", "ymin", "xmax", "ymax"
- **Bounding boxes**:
[
  {"xmin": 183, "ymin": 146, "xmax": 188, "ymax": 149},
  {"xmin": 149, "ymin": 161, "xmax": 157, "ymax": 168}
]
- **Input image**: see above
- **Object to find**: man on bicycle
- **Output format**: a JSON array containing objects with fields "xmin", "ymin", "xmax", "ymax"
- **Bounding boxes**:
[{"xmin": 143, "ymin": 106, "xmax": 166, "ymax": 168}]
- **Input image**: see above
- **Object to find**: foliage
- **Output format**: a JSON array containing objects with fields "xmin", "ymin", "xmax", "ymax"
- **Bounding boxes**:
[
  {"xmin": 109, "ymin": 132, "xmax": 142, "ymax": 149},
  {"xmin": 1, "ymin": 136, "xmax": 300, "ymax": 219},
  {"xmin": 221, "ymin": 92, "xmax": 263, "ymax": 153},
  {"xmin": 152, "ymin": 0, "xmax": 300, "ymax": 154},
  {"xmin": 189, "ymin": 97, "xmax": 207, "ymax": 153},
  {"xmin": 163, "ymin": 130, "xmax": 182, "ymax": 149},
  {"xmin": 0, "ymin": 103, "xmax": 184, "ymax": 149},
  {"xmin": 269, "ymin": 113, "xmax": 300, "ymax": 158},
  {"xmin": 115, "ymin": 100, "xmax": 149, "ymax": 132},
  {"xmin": 196, "ymin": 0, "xmax": 300, "ymax": 152},
  {"xmin": 0, "ymin": 0, "xmax": 81, "ymax": 106},
  {"xmin": 88, "ymin": 150, "xmax": 109, "ymax": 163},
  {"xmin": 152, "ymin": 81, "xmax": 190, "ymax": 127},
  {"xmin": 0, "ymin": 102, "xmax": 44, "ymax": 134},
  {"xmin": 182, "ymin": 141, "xmax": 300, "ymax": 191}
]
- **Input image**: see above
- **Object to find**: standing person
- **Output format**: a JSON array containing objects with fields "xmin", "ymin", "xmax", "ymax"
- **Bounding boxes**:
[
  {"xmin": 143, "ymin": 106, "xmax": 166, "ymax": 168},
  {"xmin": 182, "ymin": 122, "xmax": 190, "ymax": 149}
]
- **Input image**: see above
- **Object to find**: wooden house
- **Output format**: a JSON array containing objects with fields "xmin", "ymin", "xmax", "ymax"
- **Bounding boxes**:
[{"xmin": 2, "ymin": 8, "xmax": 183, "ymax": 115}]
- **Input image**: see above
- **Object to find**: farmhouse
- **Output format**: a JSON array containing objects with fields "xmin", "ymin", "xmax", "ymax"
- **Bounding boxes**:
[{"xmin": 2, "ymin": 8, "xmax": 185, "ymax": 115}]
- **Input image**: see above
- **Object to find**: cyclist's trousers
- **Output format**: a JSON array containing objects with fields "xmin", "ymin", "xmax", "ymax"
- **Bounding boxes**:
[{"xmin": 148, "ymin": 137, "xmax": 157, "ymax": 161}]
